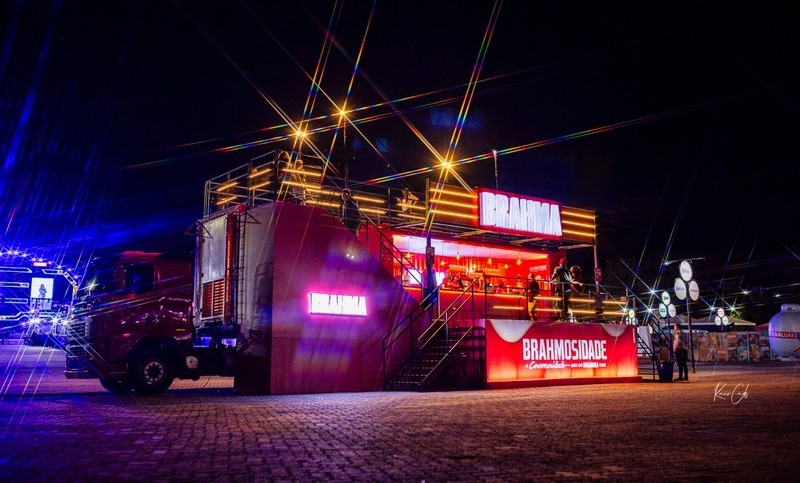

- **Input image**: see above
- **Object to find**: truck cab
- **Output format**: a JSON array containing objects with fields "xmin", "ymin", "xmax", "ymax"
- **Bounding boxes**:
[{"xmin": 64, "ymin": 251, "xmax": 198, "ymax": 394}]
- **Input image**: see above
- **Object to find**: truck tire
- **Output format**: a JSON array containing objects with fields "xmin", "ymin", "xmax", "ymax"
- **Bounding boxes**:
[
  {"xmin": 100, "ymin": 377, "xmax": 132, "ymax": 394},
  {"xmin": 128, "ymin": 350, "xmax": 175, "ymax": 395}
]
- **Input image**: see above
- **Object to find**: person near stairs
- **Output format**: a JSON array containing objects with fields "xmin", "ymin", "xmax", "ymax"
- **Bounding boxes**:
[{"xmin": 675, "ymin": 341, "xmax": 689, "ymax": 381}]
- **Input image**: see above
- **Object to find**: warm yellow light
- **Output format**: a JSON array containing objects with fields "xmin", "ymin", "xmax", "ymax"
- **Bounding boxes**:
[
  {"xmin": 562, "ymin": 229, "xmax": 596, "ymax": 239},
  {"xmin": 516, "ymin": 258, "xmax": 522, "ymax": 266},
  {"xmin": 492, "ymin": 305, "xmax": 525, "ymax": 311},
  {"xmin": 249, "ymin": 180, "xmax": 273, "ymax": 190},
  {"xmin": 306, "ymin": 199, "xmax": 339, "ymax": 209},
  {"xmin": 352, "ymin": 194, "xmax": 385, "ymax": 204},
  {"xmin": 562, "ymin": 220, "xmax": 596, "ymax": 230},
  {"xmin": 429, "ymin": 187, "xmax": 477, "ymax": 199},
  {"xmin": 216, "ymin": 181, "xmax": 237, "ymax": 191},
  {"xmin": 215, "ymin": 195, "xmax": 238, "ymax": 205},
  {"xmin": 429, "ymin": 209, "xmax": 478, "ymax": 220},
  {"xmin": 248, "ymin": 168, "xmax": 273, "ymax": 179},
  {"xmin": 571, "ymin": 308, "xmax": 599, "ymax": 315},
  {"xmin": 561, "ymin": 209, "xmax": 596, "ymax": 221},
  {"xmin": 429, "ymin": 198, "xmax": 475, "ymax": 209},
  {"xmin": 358, "ymin": 206, "xmax": 387, "ymax": 216},
  {"xmin": 487, "ymin": 258, "xmax": 492, "ymax": 265},
  {"xmin": 295, "ymin": 130, "xmax": 307, "ymax": 139}
]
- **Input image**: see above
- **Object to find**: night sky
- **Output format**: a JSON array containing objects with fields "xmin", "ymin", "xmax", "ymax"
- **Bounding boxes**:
[{"xmin": 2, "ymin": 1, "xmax": 799, "ymax": 320}]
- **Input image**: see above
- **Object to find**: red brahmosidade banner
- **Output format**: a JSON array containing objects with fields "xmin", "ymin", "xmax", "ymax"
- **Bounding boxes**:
[{"xmin": 485, "ymin": 320, "xmax": 638, "ymax": 382}]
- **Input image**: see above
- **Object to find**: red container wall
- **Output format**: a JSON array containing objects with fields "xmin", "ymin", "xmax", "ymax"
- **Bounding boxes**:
[{"xmin": 267, "ymin": 203, "xmax": 419, "ymax": 394}]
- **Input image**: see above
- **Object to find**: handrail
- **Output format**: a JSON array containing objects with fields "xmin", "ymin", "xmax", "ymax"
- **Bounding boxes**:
[
  {"xmin": 373, "ymin": 223, "xmax": 419, "ymax": 289},
  {"xmin": 381, "ymin": 288, "xmax": 438, "ymax": 387},
  {"xmin": 382, "ymin": 277, "xmax": 479, "ymax": 388},
  {"xmin": 382, "ymin": 288, "xmax": 437, "ymax": 349},
  {"xmin": 418, "ymin": 278, "xmax": 477, "ymax": 349},
  {"xmin": 417, "ymin": 326, "xmax": 477, "ymax": 388}
]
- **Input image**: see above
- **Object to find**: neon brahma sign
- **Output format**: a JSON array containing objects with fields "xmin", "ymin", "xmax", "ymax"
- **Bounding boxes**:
[
  {"xmin": 309, "ymin": 292, "xmax": 367, "ymax": 316},
  {"xmin": 478, "ymin": 188, "xmax": 562, "ymax": 239}
]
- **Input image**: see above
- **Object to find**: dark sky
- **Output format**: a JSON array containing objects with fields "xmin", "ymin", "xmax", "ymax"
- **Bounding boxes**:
[{"xmin": 2, "ymin": 1, "xmax": 799, "ymax": 317}]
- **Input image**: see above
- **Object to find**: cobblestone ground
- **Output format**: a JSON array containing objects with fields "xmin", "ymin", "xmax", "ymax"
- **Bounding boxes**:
[{"xmin": 1, "ymin": 344, "xmax": 798, "ymax": 482}]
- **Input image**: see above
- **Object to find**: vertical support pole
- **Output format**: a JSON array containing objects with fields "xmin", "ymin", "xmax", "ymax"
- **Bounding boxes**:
[
  {"xmin": 492, "ymin": 149, "xmax": 499, "ymax": 191},
  {"xmin": 687, "ymin": 298, "xmax": 695, "ymax": 373},
  {"xmin": 273, "ymin": 151, "xmax": 280, "ymax": 201},
  {"xmin": 593, "ymin": 241, "xmax": 601, "ymax": 317}
]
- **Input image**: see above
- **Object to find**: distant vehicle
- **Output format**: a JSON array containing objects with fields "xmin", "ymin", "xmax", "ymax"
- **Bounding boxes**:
[{"xmin": 0, "ymin": 248, "xmax": 77, "ymax": 347}]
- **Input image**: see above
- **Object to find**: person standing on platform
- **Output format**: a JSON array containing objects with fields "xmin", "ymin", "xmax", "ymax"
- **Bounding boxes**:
[
  {"xmin": 397, "ymin": 187, "xmax": 420, "ymax": 213},
  {"xmin": 289, "ymin": 156, "xmax": 307, "ymax": 204},
  {"xmin": 570, "ymin": 265, "xmax": 584, "ymax": 295},
  {"xmin": 550, "ymin": 257, "xmax": 574, "ymax": 320},
  {"xmin": 340, "ymin": 188, "xmax": 361, "ymax": 236},
  {"xmin": 675, "ymin": 341, "xmax": 689, "ymax": 381},
  {"xmin": 527, "ymin": 273, "xmax": 541, "ymax": 321}
]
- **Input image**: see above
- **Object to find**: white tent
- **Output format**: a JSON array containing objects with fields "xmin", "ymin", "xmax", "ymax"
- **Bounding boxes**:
[{"xmin": 675, "ymin": 313, "xmax": 756, "ymax": 330}]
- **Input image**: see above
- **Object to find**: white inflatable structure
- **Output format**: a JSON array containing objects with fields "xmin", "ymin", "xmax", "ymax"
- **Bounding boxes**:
[{"xmin": 768, "ymin": 303, "xmax": 800, "ymax": 360}]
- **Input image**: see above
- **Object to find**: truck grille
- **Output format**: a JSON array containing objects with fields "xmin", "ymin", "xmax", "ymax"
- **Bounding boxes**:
[{"xmin": 66, "ymin": 317, "xmax": 90, "ymax": 342}]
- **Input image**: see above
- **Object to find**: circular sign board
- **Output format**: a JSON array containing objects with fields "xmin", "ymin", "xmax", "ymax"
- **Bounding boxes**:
[
  {"xmin": 668, "ymin": 303, "xmax": 677, "ymax": 317},
  {"xmin": 715, "ymin": 316, "xmax": 722, "ymax": 326},
  {"xmin": 661, "ymin": 291, "xmax": 671, "ymax": 305},
  {"xmin": 717, "ymin": 308, "xmax": 725, "ymax": 318},
  {"xmin": 659, "ymin": 303, "xmax": 668, "ymax": 318},
  {"xmin": 674, "ymin": 278, "xmax": 687, "ymax": 300},
  {"xmin": 689, "ymin": 280, "xmax": 700, "ymax": 301},
  {"xmin": 679, "ymin": 260, "xmax": 693, "ymax": 282},
  {"xmin": 722, "ymin": 315, "xmax": 730, "ymax": 326}
]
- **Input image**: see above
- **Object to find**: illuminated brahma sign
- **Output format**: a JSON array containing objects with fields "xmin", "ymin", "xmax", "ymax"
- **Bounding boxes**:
[
  {"xmin": 309, "ymin": 293, "xmax": 367, "ymax": 316},
  {"xmin": 478, "ymin": 188, "xmax": 562, "ymax": 239}
]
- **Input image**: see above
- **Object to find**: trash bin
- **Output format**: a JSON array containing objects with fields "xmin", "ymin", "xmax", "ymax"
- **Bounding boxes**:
[{"xmin": 657, "ymin": 361, "xmax": 674, "ymax": 382}]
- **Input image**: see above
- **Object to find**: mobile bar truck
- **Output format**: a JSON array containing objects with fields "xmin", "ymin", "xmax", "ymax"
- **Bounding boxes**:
[{"xmin": 65, "ymin": 150, "xmax": 637, "ymax": 395}]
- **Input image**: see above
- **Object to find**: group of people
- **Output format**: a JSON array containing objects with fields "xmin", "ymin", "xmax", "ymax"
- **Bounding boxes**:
[
  {"xmin": 278, "ymin": 150, "xmax": 309, "ymax": 204},
  {"xmin": 548, "ymin": 257, "xmax": 584, "ymax": 321},
  {"xmin": 525, "ymin": 258, "xmax": 585, "ymax": 321}
]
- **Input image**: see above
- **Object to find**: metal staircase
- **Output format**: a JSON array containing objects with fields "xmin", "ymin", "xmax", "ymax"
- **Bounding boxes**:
[
  {"xmin": 384, "ymin": 325, "xmax": 484, "ymax": 390},
  {"xmin": 636, "ymin": 317, "xmax": 672, "ymax": 380},
  {"xmin": 383, "ymin": 278, "xmax": 486, "ymax": 391}
]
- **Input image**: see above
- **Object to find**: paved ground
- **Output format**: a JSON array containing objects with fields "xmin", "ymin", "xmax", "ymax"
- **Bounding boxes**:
[{"xmin": 1, "ymin": 342, "xmax": 798, "ymax": 482}]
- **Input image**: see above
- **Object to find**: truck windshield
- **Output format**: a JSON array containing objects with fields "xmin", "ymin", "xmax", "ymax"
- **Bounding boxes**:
[
  {"xmin": 79, "ymin": 262, "xmax": 116, "ymax": 297},
  {"xmin": 79, "ymin": 261, "xmax": 155, "ymax": 296}
]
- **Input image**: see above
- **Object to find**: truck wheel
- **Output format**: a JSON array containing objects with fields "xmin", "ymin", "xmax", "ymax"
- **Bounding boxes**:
[
  {"xmin": 100, "ymin": 377, "xmax": 132, "ymax": 394},
  {"xmin": 129, "ymin": 351, "xmax": 174, "ymax": 395}
]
